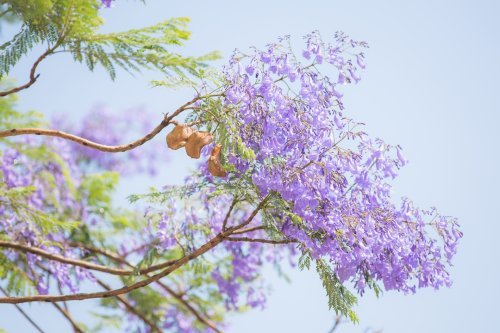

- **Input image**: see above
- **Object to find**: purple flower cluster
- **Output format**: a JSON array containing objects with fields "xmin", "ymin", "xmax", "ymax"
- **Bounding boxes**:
[{"xmin": 215, "ymin": 31, "xmax": 462, "ymax": 294}]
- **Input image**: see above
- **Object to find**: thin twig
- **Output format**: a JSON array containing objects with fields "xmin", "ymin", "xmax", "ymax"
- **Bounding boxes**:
[
  {"xmin": 0, "ymin": 8, "xmax": 12, "ymax": 19},
  {"xmin": 230, "ymin": 225, "xmax": 266, "ymax": 235},
  {"xmin": 0, "ymin": 40, "xmax": 61, "ymax": 97},
  {"xmin": 36, "ymin": 263, "xmax": 84, "ymax": 332},
  {"xmin": 121, "ymin": 243, "xmax": 150, "ymax": 258},
  {"xmin": 0, "ymin": 286, "xmax": 46, "ymax": 333},
  {"xmin": 95, "ymin": 278, "xmax": 162, "ymax": 333},
  {"xmin": 327, "ymin": 315, "xmax": 342, "ymax": 333},
  {"xmin": 51, "ymin": 302, "xmax": 84, "ymax": 333},
  {"xmin": 222, "ymin": 198, "xmax": 238, "ymax": 231},
  {"xmin": 56, "ymin": 283, "xmax": 69, "ymax": 311},
  {"xmin": 67, "ymin": 242, "xmax": 130, "ymax": 264}
]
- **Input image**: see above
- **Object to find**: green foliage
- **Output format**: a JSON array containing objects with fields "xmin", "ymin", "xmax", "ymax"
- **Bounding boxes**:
[
  {"xmin": 0, "ymin": 96, "xmax": 126, "ymax": 243},
  {"xmin": 0, "ymin": 24, "xmax": 42, "ymax": 78},
  {"xmin": 79, "ymin": 172, "xmax": 119, "ymax": 215},
  {"xmin": 316, "ymin": 259, "xmax": 359, "ymax": 323},
  {"xmin": 0, "ymin": 1, "xmax": 219, "ymax": 83},
  {"xmin": 21, "ymin": 143, "xmax": 77, "ymax": 193},
  {"xmin": 187, "ymin": 96, "xmax": 258, "ymax": 171},
  {"xmin": 298, "ymin": 251, "xmax": 359, "ymax": 323},
  {"xmin": 0, "ymin": 98, "xmax": 81, "ymax": 237},
  {"xmin": 2, "ymin": 0, "xmax": 102, "ymax": 36},
  {"xmin": 364, "ymin": 272, "xmax": 382, "ymax": 298},
  {"xmin": 0, "ymin": 185, "xmax": 78, "ymax": 235},
  {"xmin": 3, "ymin": 0, "xmax": 55, "ymax": 25},
  {"xmin": 128, "ymin": 182, "xmax": 210, "ymax": 204},
  {"xmin": 298, "ymin": 251, "xmax": 312, "ymax": 271},
  {"xmin": 127, "ymin": 287, "xmax": 165, "ymax": 321},
  {"xmin": 0, "ymin": 251, "xmax": 35, "ymax": 296},
  {"xmin": 151, "ymin": 67, "xmax": 222, "ymax": 90},
  {"xmin": 0, "ymin": 0, "xmax": 102, "ymax": 78},
  {"xmin": 67, "ymin": 17, "xmax": 220, "ymax": 80}
]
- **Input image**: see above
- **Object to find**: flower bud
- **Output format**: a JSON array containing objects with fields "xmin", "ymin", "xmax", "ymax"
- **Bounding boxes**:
[
  {"xmin": 185, "ymin": 131, "xmax": 213, "ymax": 159},
  {"xmin": 166, "ymin": 125, "xmax": 194, "ymax": 150},
  {"xmin": 208, "ymin": 144, "xmax": 227, "ymax": 177}
]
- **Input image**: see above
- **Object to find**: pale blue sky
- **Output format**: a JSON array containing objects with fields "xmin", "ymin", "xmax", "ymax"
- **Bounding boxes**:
[{"xmin": 1, "ymin": 0, "xmax": 499, "ymax": 332}]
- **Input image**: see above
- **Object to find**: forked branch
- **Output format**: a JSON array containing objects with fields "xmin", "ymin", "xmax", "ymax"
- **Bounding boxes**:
[{"xmin": 0, "ymin": 42, "xmax": 59, "ymax": 97}]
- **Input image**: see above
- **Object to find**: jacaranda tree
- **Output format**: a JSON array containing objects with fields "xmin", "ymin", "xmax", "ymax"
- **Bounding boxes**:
[{"xmin": 0, "ymin": 1, "xmax": 462, "ymax": 332}]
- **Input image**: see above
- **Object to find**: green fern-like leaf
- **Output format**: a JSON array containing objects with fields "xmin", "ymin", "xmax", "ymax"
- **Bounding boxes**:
[
  {"xmin": 0, "ymin": 24, "xmax": 41, "ymax": 78},
  {"xmin": 316, "ymin": 259, "xmax": 359, "ymax": 323},
  {"xmin": 65, "ymin": 18, "xmax": 220, "ymax": 80}
]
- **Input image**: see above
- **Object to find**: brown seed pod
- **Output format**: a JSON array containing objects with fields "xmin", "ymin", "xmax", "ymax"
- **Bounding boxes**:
[
  {"xmin": 185, "ymin": 131, "xmax": 213, "ymax": 159},
  {"xmin": 208, "ymin": 144, "xmax": 227, "ymax": 177},
  {"xmin": 166, "ymin": 125, "xmax": 194, "ymax": 150}
]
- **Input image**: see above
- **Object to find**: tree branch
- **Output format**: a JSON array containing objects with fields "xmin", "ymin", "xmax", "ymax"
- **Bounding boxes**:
[
  {"xmin": 0, "ymin": 94, "xmax": 218, "ymax": 152},
  {"xmin": 0, "ymin": 40, "xmax": 60, "ymax": 97},
  {"xmin": 222, "ymin": 198, "xmax": 238, "ymax": 231},
  {"xmin": 0, "ymin": 240, "xmax": 177, "ymax": 276}
]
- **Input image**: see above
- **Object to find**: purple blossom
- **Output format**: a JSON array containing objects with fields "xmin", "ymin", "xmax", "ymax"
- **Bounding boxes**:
[
  {"xmin": 100, "ymin": 0, "xmax": 113, "ymax": 8},
  {"xmin": 195, "ymin": 30, "xmax": 463, "ymax": 295}
]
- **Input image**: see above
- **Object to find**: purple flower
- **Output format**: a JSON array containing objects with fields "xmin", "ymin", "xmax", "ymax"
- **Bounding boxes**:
[
  {"xmin": 100, "ymin": 0, "xmax": 113, "ymax": 7},
  {"xmin": 201, "ymin": 31, "xmax": 462, "ymax": 296}
]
